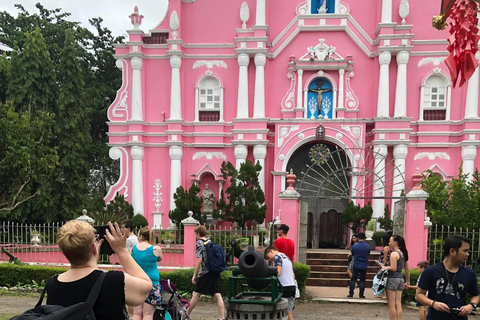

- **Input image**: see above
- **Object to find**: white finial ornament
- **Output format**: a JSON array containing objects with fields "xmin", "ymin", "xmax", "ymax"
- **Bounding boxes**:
[
  {"xmin": 170, "ymin": 11, "xmax": 179, "ymax": 39},
  {"xmin": 240, "ymin": 2, "xmax": 250, "ymax": 29},
  {"xmin": 399, "ymin": 0, "xmax": 409, "ymax": 25}
]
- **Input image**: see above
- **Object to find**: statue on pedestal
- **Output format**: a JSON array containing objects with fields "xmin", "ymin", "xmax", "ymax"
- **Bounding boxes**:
[{"xmin": 202, "ymin": 184, "xmax": 215, "ymax": 213}]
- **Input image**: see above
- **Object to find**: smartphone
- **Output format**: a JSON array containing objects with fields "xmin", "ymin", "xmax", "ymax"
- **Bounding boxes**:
[
  {"xmin": 94, "ymin": 225, "xmax": 114, "ymax": 255},
  {"xmin": 451, "ymin": 308, "xmax": 461, "ymax": 315}
]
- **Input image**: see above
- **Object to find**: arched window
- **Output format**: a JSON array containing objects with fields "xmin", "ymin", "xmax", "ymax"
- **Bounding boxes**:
[
  {"xmin": 420, "ymin": 72, "xmax": 451, "ymax": 121},
  {"xmin": 195, "ymin": 74, "xmax": 223, "ymax": 122}
]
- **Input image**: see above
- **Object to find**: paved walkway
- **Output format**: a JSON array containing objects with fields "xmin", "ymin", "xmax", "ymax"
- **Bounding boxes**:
[{"xmin": 306, "ymin": 285, "xmax": 388, "ymax": 304}]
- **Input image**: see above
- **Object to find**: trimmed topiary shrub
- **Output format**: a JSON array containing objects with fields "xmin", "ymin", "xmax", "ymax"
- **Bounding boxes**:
[
  {"xmin": 293, "ymin": 262, "xmax": 310, "ymax": 295},
  {"xmin": 132, "ymin": 214, "xmax": 148, "ymax": 228}
]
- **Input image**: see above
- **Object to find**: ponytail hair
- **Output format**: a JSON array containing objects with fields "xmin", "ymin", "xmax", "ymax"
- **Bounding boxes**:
[
  {"xmin": 139, "ymin": 227, "xmax": 156, "ymax": 244},
  {"xmin": 393, "ymin": 235, "xmax": 408, "ymax": 262}
]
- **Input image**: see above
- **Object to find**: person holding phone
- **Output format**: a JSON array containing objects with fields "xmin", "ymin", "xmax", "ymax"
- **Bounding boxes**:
[
  {"xmin": 46, "ymin": 220, "xmax": 152, "ymax": 319},
  {"xmin": 131, "ymin": 227, "xmax": 163, "ymax": 320}
]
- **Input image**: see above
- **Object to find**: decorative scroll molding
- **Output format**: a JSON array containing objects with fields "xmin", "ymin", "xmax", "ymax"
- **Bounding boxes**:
[
  {"xmin": 240, "ymin": 2, "xmax": 249, "ymax": 29},
  {"xmin": 104, "ymin": 147, "xmax": 129, "ymax": 203},
  {"xmin": 338, "ymin": 0, "xmax": 350, "ymax": 14},
  {"xmin": 108, "ymin": 59, "xmax": 129, "ymax": 120},
  {"xmin": 418, "ymin": 57, "xmax": 446, "ymax": 67},
  {"xmin": 341, "ymin": 125, "xmax": 363, "ymax": 148},
  {"xmin": 193, "ymin": 60, "xmax": 228, "ymax": 69},
  {"xmin": 296, "ymin": 0, "xmax": 308, "ymax": 15},
  {"xmin": 193, "ymin": 152, "xmax": 227, "ymax": 160},
  {"xmin": 170, "ymin": 11, "xmax": 179, "ymax": 40},
  {"xmin": 278, "ymin": 126, "xmax": 300, "ymax": 148},
  {"xmin": 414, "ymin": 152, "xmax": 451, "ymax": 161},
  {"xmin": 152, "ymin": 179, "xmax": 164, "ymax": 213},
  {"xmin": 399, "ymin": 0, "xmax": 409, "ymax": 25},
  {"xmin": 345, "ymin": 71, "xmax": 359, "ymax": 110},
  {"xmin": 281, "ymin": 71, "xmax": 296, "ymax": 110}
]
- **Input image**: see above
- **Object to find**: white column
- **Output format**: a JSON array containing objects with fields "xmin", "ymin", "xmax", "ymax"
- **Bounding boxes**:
[
  {"xmin": 170, "ymin": 55, "xmax": 182, "ymax": 120},
  {"xmin": 381, "ymin": 0, "xmax": 392, "ymax": 23},
  {"xmin": 254, "ymin": 53, "xmax": 266, "ymax": 118},
  {"xmin": 462, "ymin": 145, "xmax": 477, "ymax": 182},
  {"xmin": 377, "ymin": 51, "xmax": 391, "ymax": 118},
  {"xmin": 235, "ymin": 145, "xmax": 248, "ymax": 169},
  {"xmin": 237, "ymin": 53, "xmax": 250, "ymax": 118},
  {"xmin": 253, "ymin": 145, "xmax": 267, "ymax": 192},
  {"xmin": 392, "ymin": 144, "xmax": 408, "ymax": 199},
  {"xmin": 465, "ymin": 53, "xmax": 480, "ymax": 118},
  {"xmin": 338, "ymin": 69, "xmax": 345, "ymax": 110},
  {"xmin": 131, "ymin": 57, "xmax": 143, "ymax": 121},
  {"xmin": 169, "ymin": 145, "xmax": 183, "ymax": 226},
  {"xmin": 131, "ymin": 146, "xmax": 144, "ymax": 215},
  {"xmin": 297, "ymin": 69, "xmax": 304, "ymax": 111},
  {"xmin": 255, "ymin": 0, "xmax": 266, "ymax": 25},
  {"xmin": 372, "ymin": 145, "xmax": 388, "ymax": 218},
  {"xmin": 394, "ymin": 51, "xmax": 409, "ymax": 118}
]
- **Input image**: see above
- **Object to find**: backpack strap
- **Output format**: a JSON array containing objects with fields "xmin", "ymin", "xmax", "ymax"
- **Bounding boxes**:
[
  {"xmin": 35, "ymin": 275, "xmax": 57, "ymax": 308},
  {"xmin": 85, "ymin": 272, "xmax": 107, "ymax": 307},
  {"xmin": 434, "ymin": 263, "xmax": 466, "ymax": 299}
]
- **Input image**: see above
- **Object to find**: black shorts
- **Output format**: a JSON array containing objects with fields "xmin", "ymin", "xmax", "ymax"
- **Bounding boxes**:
[{"xmin": 194, "ymin": 272, "xmax": 222, "ymax": 295}]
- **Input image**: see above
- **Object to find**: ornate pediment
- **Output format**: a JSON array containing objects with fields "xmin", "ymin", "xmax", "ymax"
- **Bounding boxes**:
[{"xmin": 300, "ymin": 39, "xmax": 343, "ymax": 61}]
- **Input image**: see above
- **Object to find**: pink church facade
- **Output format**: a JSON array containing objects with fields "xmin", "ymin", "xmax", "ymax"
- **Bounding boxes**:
[{"xmin": 106, "ymin": 0, "xmax": 480, "ymax": 253}]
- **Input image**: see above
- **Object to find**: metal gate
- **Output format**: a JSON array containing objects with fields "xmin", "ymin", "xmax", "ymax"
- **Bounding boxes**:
[{"xmin": 298, "ymin": 199, "xmax": 308, "ymax": 263}]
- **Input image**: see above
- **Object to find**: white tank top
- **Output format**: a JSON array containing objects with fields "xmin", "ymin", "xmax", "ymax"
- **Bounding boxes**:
[{"xmin": 274, "ymin": 253, "xmax": 295, "ymax": 287}]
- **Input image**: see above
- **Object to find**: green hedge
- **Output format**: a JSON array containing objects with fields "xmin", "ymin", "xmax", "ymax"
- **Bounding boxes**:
[
  {"xmin": 0, "ymin": 262, "xmax": 310, "ymax": 297},
  {"xmin": 0, "ymin": 263, "xmax": 67, "ymax": 287},
  {"xmin": 402, "ymin": 267, "xmax": 420, "ymax": 303}
]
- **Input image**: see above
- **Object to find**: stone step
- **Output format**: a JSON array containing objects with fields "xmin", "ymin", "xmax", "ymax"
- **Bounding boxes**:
[
  {"xmin": 310, "ymin": 265, "xmax": 378, "ymax": 273},
  {"xmin": 309, "ymin": 271, "xmax": 377, "ymax": 279},
  {"xmin": 307, "ymin": 258, "xmax": 379, "ymax": 266},
  {"xmin": 306, "ymin": 252, "xmax": 380, "ymax": 260},
  {"xmin": 306, "ymin": 278, "xmax": 374, "ymax": 287}
]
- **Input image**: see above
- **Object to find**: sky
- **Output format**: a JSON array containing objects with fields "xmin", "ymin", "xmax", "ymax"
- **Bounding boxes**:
[{"xmin": 0, "ymin": 0, "xmax": 169, "ymax": 38}]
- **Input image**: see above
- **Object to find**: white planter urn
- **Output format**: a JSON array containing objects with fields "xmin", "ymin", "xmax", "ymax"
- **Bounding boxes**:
[{"xmin": 365, "ymin": 230, "xmax": 374, "ymax": 241}]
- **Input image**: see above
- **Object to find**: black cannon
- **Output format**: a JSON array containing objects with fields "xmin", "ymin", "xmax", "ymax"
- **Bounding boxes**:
[{"xmin": 232, "ymin": 246, "xmax": 277, "ymax": 290}]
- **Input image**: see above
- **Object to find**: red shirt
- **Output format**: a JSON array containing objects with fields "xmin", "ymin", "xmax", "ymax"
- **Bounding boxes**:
[{"xmin": 274, "ymin": 237, "xmax": 295, "ymax": 262}]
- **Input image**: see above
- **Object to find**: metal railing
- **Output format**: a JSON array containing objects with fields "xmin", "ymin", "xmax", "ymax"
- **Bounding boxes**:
[
  {"xmin": 0, "ymin": 222, "xmax": 185, "ymax": 268},
  {"xmin": 0, "ymin": 222, "xmax": 272, "ymax": 268},
  {"xmin": 427, "ymin": 224, "xmax": 480, "ymax": 267}
]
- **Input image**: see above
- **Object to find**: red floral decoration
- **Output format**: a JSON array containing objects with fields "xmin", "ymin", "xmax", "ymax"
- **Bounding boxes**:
[{"xmin": 439, "ymin": 0, "xmax": 480, "ymax": 87}]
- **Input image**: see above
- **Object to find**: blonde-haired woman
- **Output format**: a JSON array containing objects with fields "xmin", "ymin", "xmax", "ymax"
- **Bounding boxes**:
[
  {"xmin": 131, "ymin": 227, "xmax": 163, "ymax": 320},
  {"xmin": 46, "ymin": 221, "xmax": 152, "ymax": 319}
]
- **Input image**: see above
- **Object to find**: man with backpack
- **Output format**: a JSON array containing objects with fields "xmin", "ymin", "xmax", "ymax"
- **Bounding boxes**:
[
  {"xmin": 187, "ymin": 225, "xmax": 226, "ymax": 320},
  {"xmin": 416, "ymin": 235, "xmax": 480, "ymax": 320}
]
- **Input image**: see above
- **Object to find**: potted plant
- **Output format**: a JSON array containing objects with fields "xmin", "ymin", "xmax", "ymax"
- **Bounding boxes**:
[
  {"xmin": 30, "ymin": 229, "xmax": 42, "ymax": 247},
  {"xmin": 161, "ymin": 231, "xmax": 176, "ymax": 248},
  {"xmin": 365, "ymin": 219, "xmax": 376, "ymax": 240}
]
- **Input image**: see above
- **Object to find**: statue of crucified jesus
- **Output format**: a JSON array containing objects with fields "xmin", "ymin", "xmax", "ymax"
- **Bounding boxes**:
[{"xmin": 308, "ymin": 80, "xmax": 332, "ymax": 109}]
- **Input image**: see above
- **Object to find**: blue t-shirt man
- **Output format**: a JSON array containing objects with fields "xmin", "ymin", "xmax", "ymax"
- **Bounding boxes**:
[
  {"xmin": 351, "ymin": 240, "xmax": 371, "ymax": 269},
  {"xmin": 418, "ymin": 262, "xmax": 479, "ymax": 320},
  {"xmin": 348, "ymin": 233, "xmax": 370, "ymax": 298}
]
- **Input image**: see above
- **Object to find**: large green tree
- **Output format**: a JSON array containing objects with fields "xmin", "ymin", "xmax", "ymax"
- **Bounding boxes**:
[
  {"xmin": 422, "ymin": 168, "xmax": 480, "ymax": 229},
  {"xmin": 51, "ymin": 28, "xmax": 93, "ymax": 219},
  {"xmin": 213, "ymin": 160, "xmax": 266, "ymax": 228},
  {"xmin": 0, "ymin": 4, "xmax": 123, "ymax": 222},
  {"xmin": 169, "ymin": 184, "xmax": 204, "ymax": 226},
  {"xmin": 0, "ymin": 102, "xmax": 58, "ymax": 216}
]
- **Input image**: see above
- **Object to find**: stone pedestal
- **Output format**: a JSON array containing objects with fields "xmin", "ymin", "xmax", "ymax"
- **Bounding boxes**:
[{"xmin": 225, "ymin": 297, "xmax": 288, "ymax": 320}]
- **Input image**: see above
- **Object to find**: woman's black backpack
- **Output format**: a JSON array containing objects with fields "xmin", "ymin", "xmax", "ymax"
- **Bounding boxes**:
[{"xmin": 10, "ymin": 272, "xmax": 106, "ymax": 320}]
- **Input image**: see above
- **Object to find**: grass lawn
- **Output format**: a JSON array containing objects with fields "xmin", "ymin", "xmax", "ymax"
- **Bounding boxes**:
[{"xmin": 0, "ymin": 314, "xmax": 18, "ymax": 320}]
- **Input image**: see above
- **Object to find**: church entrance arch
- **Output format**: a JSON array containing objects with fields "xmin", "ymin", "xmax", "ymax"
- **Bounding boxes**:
[{"xmin": 287, "ymin": 142, "xmax": 406, "ymax": 248}]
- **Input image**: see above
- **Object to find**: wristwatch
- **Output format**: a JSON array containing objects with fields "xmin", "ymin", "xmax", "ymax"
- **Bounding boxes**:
[{"xmin": 470, "ymin": 302, "xmax": 477, "ymax": 310}]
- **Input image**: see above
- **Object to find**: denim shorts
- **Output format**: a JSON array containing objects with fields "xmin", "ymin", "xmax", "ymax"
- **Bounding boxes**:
[
  {"xmin": 286, "ymin": 296, "xmax": 295, "ymax": 311},
  {"xmin": 386, "ymin": 277, "xmax": 405, "ymax": 291}
]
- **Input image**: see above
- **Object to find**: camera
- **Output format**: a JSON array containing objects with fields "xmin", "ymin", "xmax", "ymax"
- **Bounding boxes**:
[
  {"xmin": 451, "ymin": 307, "xmax": 461, "ymax": 315},
  {"xmin": 94, "ymin": 225, "xmax": 114, "ymax": 255}
]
